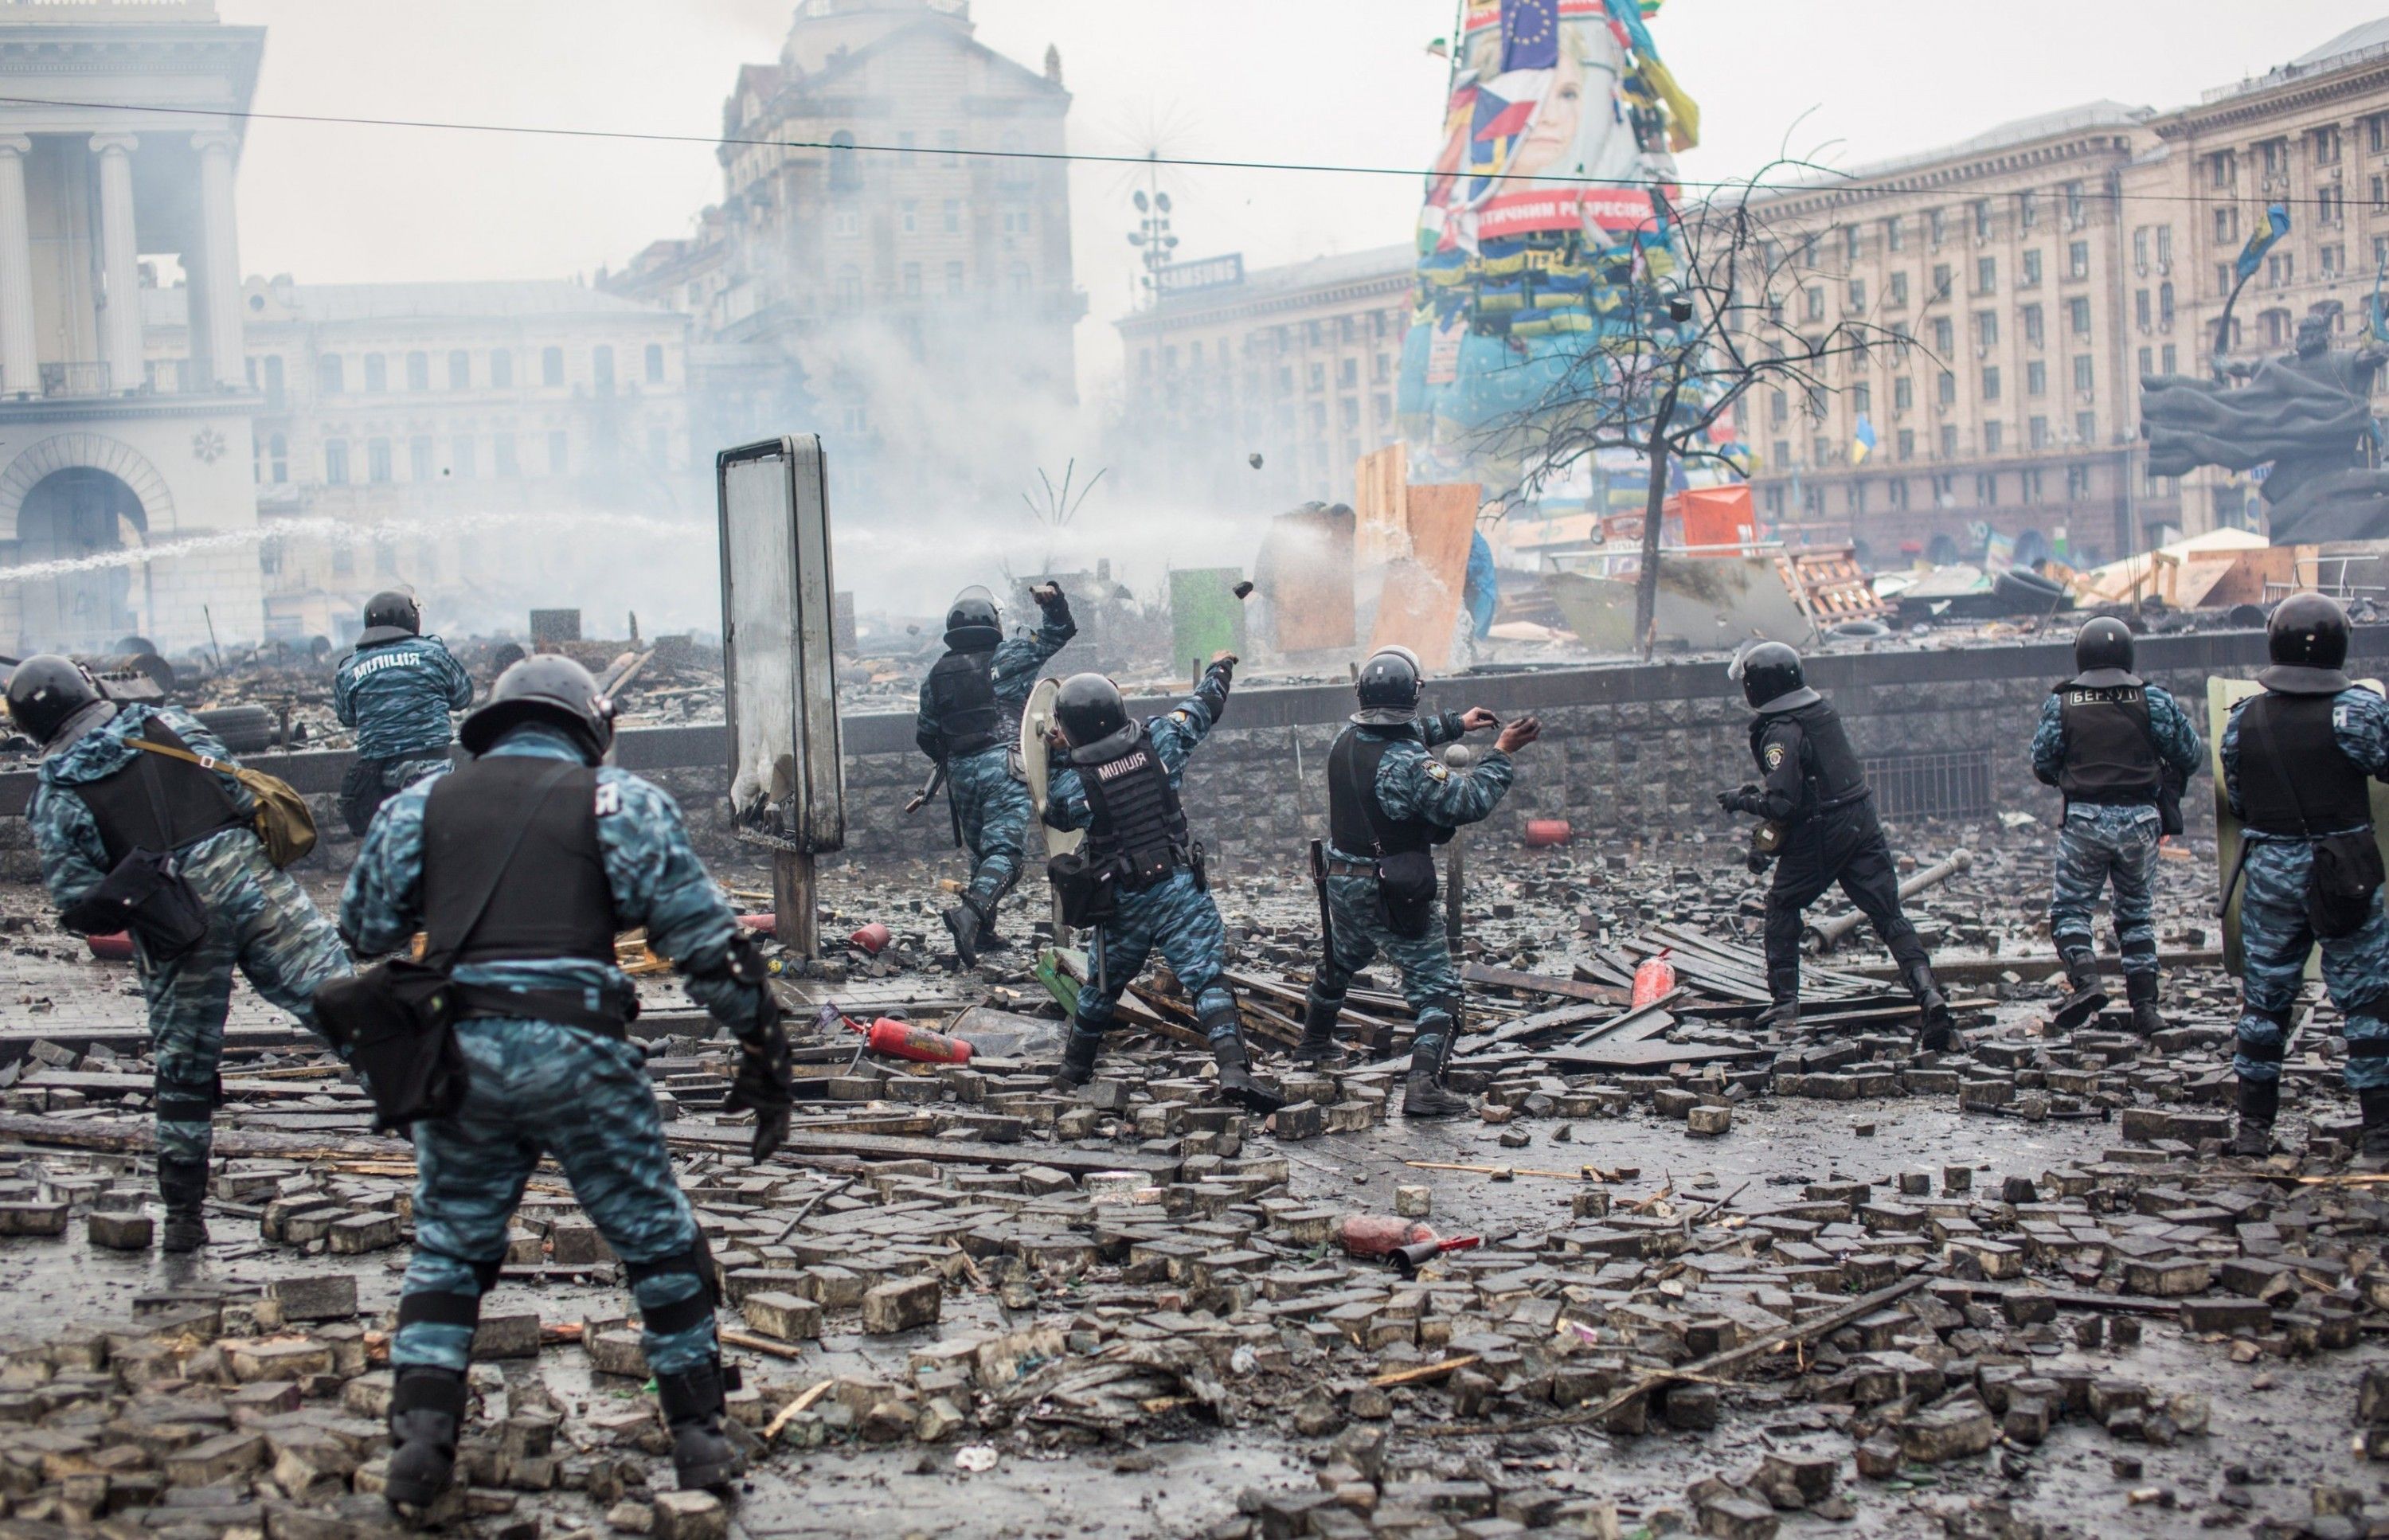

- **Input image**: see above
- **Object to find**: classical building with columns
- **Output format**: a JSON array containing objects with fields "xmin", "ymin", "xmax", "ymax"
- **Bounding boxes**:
[{"xmin": 0, "ymin": 0, "xmax": 264, "ymax": 656}]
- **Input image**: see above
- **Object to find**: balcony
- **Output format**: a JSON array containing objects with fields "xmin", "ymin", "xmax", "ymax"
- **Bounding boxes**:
[{"xmin": 38, "ymin": 362, "xmax": 111, "ymax": 398}]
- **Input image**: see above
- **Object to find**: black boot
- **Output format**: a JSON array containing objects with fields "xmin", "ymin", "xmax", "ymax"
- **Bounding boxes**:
[
  {"xmin": 1204, "ymin": 1010, "xmax": 1287, "ymax": 1115},
  {"xmin": 1754, "ymin": 968, "xmax": 1799, "ymax": 1033},
  {"xmin": 1292, "ymin": 991, "xmax": 1345, "ymax": 1067},
  {"xmin": 2230, "ymin": 1077, "xmax": 2279, "ymax": 1158},
  {"xmin": 974, "ymin": 915, "xmax": 1011, "ymax": 954},
  {"xmin": 1056, "ymin": 1020, "xmax": 1103, "ymax": 1088},
  {"xmin": 2363, "ymin": 1088, "xmax": 2389, "ymax": 1161},
  {"xmin": 942, "ymin": 900, "xmax": 983, "ymax": 969},
  {"xmin": 2124, "ymin": 971, "xmax": 2165, "ymax": 1038},
  {"xmin": 655, "ymin": 1359, "xmax": 744, "ymax": 1492},
  {"xmin": 1402, "ymin": 1010, "xmax": 1471, "ymax": 1120},
  {"xmin": 384, "ymin": 1366, "xmax": 469, "ymax": 1515},
  {"xmin": 2050, "ymin": 954, "xmax": 2109, "ymax": 1031},
  {"xmin": 1902, "ymin": 960, "xmax": 1957, "ymax": 1054},
  {"xmin": 157, "ymin": 1158, "xmax": 209, "ymax": 1253}
]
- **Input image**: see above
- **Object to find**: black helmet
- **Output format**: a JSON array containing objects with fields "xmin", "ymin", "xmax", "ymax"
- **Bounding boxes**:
[
  {"xmin": 360, "ymin": 590, "xmax": 421, "ymax": 646},
  {"xmin": 944, "ymin": 585, "xmax": 1002, "ymax": 651},
  {"xmin": 3, "ymin": 654, "xmax": 102, "ymax": 745},
  {"xmin": 1353, "ymin": 646, "xmax": 1424, "ymax": 725},
  {"xmin": 2269, "ymin": 592, "xmax": 2351, "ymax": 670},
  {"xmin": 1054, "ymin": 671, "xmax": 1131, "ymax": 756},
  {"xmin": 1733, "ymin": 641, "xmax": 1817, "ymax": 712},
  {"xmin": 459, "ymin": 655, "xmax": 613, "ymax": 761},
  {"xmin": 2074, "ymin": 616, "xmax": 2135, "ymax": 674}
]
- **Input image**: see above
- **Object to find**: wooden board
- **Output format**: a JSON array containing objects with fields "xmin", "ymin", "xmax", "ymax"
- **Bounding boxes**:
[
  {"xmin": 1354, "ymin": 444, "xmax": 1409, "ymax": 569},
  {"xmin": 1259, "ymin": 502, "xmax": 1358, "ymax": 655},
  {"xmin": 1369, "ymin": 482, "xmax": 1480, "ymax": 671},
  {"xmin": 663, "ymin": 1125, "xmax": 1182, "ymax": 1179}
]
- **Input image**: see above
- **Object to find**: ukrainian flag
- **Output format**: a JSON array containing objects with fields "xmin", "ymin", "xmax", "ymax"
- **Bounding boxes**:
[{"xmin": 1851, "ymin": 414, "xmax": 1877, "ymax": 465}]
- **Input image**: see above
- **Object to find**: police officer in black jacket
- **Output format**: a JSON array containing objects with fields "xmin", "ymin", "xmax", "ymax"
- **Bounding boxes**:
[{"xmin": 1716, "ymin": 643, "xmax": 1956, "ymax": 1048}]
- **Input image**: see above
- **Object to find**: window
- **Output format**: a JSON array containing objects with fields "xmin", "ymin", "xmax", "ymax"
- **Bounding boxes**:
[
  {"xmin": 943, "ymin": 199, "xmax": 961, "ymax": 234},
  {"xmin": 491, "ymin": 350, "xmax": 514, "ymax": 389},
  {"xmin": 405, "ymin": 351, "xmax": 428, "ymax": 391},
  {"xmin": 363, "ymin": 354, "xmax": 387, "ymax": 393},
  {"xmin": 2157, "ymin": 225, "xmax": 2172, "ymax": 266},
  {"xmin": 2134, "ymin": 227, "xmax": 2149, "ymax": 272},
  {"xmin": 1931, "ymin": 263, "xmax": 1952, "ymax": 300},
  {"xmin": 1008, "ymin": 262, "xmax": 1031, "ymax": 297},
  {"xmin": 2022, "ymin": 467, "xmax": 2043, "ymax": 503},
  {"xmin": 945, "ymin": 261, "xmax": 966, "ymax": 295},
  {"xmin": 1981, "ymin": 365, "xmax": 2001, "ymax": 401},
  {"xmin": 1975, "ymin": 309, "xmax": 1998, "ymax": 346},
  {"xmin": 2076, "ymin": 410, "xmax": 2097, "ymax": 443},
  {"xmin": 409, "ymin": 436, "xmax": 434, "ymax": 481},
  {"xmin": 1889, "ymin": 272, "xmax": 1909, "ymax": 307},
  {"xmin": 1895, "ymin": 435, "xmax": 1915, "ymax": 467},
  {"xmin": 1976, "ymin": 256, "xmax": 1996, "ymax": 295},
  {"xmin": 1769, "ymin": 389, "xmax": 1788, "ymax": 426},
  {"xmin": 373, "ymin": 538, "xmax": 397, "ymax": 579},
  {"xmin": 548, "ymin": 431, "xmax": 568, "ymax": 476},
  {"xmin": 1894, "ymin": 376, "xmax": 1914, "ymax": 411},
  {"xmin": 896, "ymin": 130, "xmax": 916, "ymax": 166},
  {"xmin": 1847, "ymin": 483, "xmax": 1867, "ymax": 517},
  {"xmin": 1885, "ymin": 217, "xmax": 1905, "ymax": 252},
  {"xmin": 494, "ymin": 432, "xmax": 518, "ymax": 478},
  {"xmin": 900, "ymin": 201, "xmax": 917, "ymax": 236},
  {"xmin": 1929, "ymin": 208, "xmax": 1946, "ymax": 247},
  {"xmin": 2215, "ymin": 205, "xmax": 2238, "ymax": 245},
  {"xmin": 1940, "ymin": 425, "xmax": 1959, "ymax": 459},
  {"xmin": 2321, "ymin": 186, "xmax": 2345, "ymax": 225},
  {"xmin": 1308, "ymin": 362, "xmax": 1326, "ymax": 391},
  {"xmin": 592, "ymin": 345, "xmax": 616, "ymax": 393},
  {"xmin": 1937, "ymin": 371, "xmax": 1957, "ymax": 407},
  {"xmin": 323, "ymin": 438, "xmax": 350, "ymax": 484},
  {"xmin": 2068, "ymin": 296, "xmax": 2092, "ymax": 336},
  {"xmin": 828, "ymin": 129, "xmax": 860, "ymax": 192},
  {"xmin": 1976, "ymin": 472, "xmax": 1998, "ymax": 504},
  {"xmin": 331, "ymin": 539, "xmax": 354, "ymax": 577},
  {"xmin": 2160, "ymin": 283, "xmax": 2174, "ymax": 327},
  {"xmin": 2067, "ymin": 240, "xmax": 2090, "ymax": 280},
  {"xmin": 2136, "ymin": 289, "xmax": 2152, "ymax": 330},
  {"xmin": 2324, "ymin": 244, "xmax": 2345, "ymax": 276},
  {"xmin": 831, "ymin": 209, "xmax": 859, "ymax": 238},
  {"xmin": 1932, "ymin": 317, "xmax": 1955, "ymax": 355},
  {"xmin": 542, "ymin": 346, "xmax": 565, "ymax": 387},
  {"xmin": 261, "ymin": 354, "xmax": 284, "ymax": 408},
  {"xmin": 367, "ymin": 438, "xmax": 392, "ymax": 483},
  {"xmin": 1847, "ymin": 278, "xmax": 1867, "ymax": 311},
  {"xmin": 1852, "ymin": 382, "xmax": 1872, "ymax": 416},
  {"xmin": 2073, "ymin": 355, "xmax": 2095, "ymax": 396},
  {"xmin": 1812, "ymin": 434, "xmax": 1832, "ymax": 466},
  {"xmin": 448, "ymin": 350, "xmax": 470, "ymax": 390},
  {"xmin": 2068, "ymin": 464, "xmax": 2093, "ymax": 498},
  {"xmin": 267, "ymin": 432, "xmax": 287, "ymax": 483},
  {"xmin": 2025, "ymin": 248, "xmax": 2044, "ymax": 287},
  {"xmin": 903, "ymin": 262, "xmax": 921, "ymax": 298},
  {"xmin": 319, "ymin": 354, "xmax": 344, "ymax": 394},
  {"xmin": 2139, "ymin": 345, "xmax": 2154, "ymax": 379},
  {"xmin": 452, "ymin": 436, "xmax": 475, "ymax": 479},
  {"xmin": 835, "ymin": 265, "xmax": 862, "ymax": 312},
  {"xmin": 2018, "ymin": 190, "xmax": 2039, "ymax": 229},
  {"xmin": 1973, "ymin": 200, "xmax": 1992, "ymax": 240},
  {"xmin": 1804, "ymin": 286, "xmax": 1825, "ymax": 322},
  {"xmin": 938, "ymin": 130, "xmax": 960, "ymax": 167},
  {"xmin": 1984, "ymin": 420, "xmax": 2004, "ymax": 453},
  {"xmin": 1339, "ymin": 398, "xmax": 1359, "ymax": 431},
  {"xmin": 1338, "ymin": 358, "xmax": 1359, "ymax": 388},
  {"xmin": 2377, "ymin": 174, "xmax": 2388, "ymax": 213},
  {"xmin": 2209, "ymin": 151, "xmax": 2235, "ymax": 189},
  {"xmin": 1772, "ymin": 440, "xmax": 1791, "ymax": 470},
  {"xmin": 1375, "ymin": 352, "xmax": 1392, "ymax": 383},
  {"xmin": 2217, "ymin": 262, "xmax": 2235, "ymax": 298},
  {"xmin": 2030, "ymin": 415, "xmax": 2051, "ymax": 448},
  {"xmin": 2317, "ymin": 123, "xmax": 2344, "ymax": 166},
  {"xmin": 645, "ymin": 343, "xmax": 664, "ymax": 384},
  {"xmin": 2027, "ymin": 360, "xmax": 2047, "ymax": 397}
]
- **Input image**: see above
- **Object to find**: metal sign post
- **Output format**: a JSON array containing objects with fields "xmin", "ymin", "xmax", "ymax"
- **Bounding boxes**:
[{"xmin": 717, "ymin": 436, "xmax": 846, "ymax": 958}]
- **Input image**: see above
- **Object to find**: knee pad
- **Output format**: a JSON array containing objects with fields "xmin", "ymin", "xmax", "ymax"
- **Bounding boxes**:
[
  {"xmin": 625, "ymin": 1236, "xmax": 721, "ymax": 1336},
  {"xmin": 394, "ymin": 1249, "xmax": 496, "ymax": 1333}
]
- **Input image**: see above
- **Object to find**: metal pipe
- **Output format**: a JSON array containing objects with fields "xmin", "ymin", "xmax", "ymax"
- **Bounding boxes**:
[{"xmin": 1802, "ymin": 848, "xmax": 1973, "ymax": 954}]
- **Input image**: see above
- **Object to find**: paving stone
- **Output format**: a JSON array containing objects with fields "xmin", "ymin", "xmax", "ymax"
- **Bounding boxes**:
[{"xmin": 860, "ymin": 1275, "xmax": 942, "ymax": 1335}]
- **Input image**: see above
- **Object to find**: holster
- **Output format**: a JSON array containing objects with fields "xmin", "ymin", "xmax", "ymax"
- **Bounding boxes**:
[
  {"xmin": 59, "ymin": 849, "xmax": 209, "ymax": 962},
  {"xmin": 2309, "ymin": 829, "xmax": 2386, "ymax": 940},
  {"xmin": 1047, "ymin": 850, "xmax": 1115, "ymax": 928},
  {"xmin": 314, "ymin": 959, "xmax": 469, "ymax": 1132}
]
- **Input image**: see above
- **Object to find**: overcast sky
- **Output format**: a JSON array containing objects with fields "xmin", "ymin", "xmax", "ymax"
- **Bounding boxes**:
[{"xmin": 219, "ymin": 0, "xmax": 2389, "ymax": 392}]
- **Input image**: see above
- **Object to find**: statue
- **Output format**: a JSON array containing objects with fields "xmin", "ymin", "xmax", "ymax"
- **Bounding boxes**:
[{"xmin": 2140, "ymin": 301, "xmax": 2389, "ymax": 545}]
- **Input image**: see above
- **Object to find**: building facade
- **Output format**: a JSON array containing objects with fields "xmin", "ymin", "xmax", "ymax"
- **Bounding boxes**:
[
  {"xmin": 0, "ymin": 0, "xmax": 264, "ymax": 656},
  {"xmin": 1737, "ymin": 19, "xmax": 2389, "ymax": 571},
  {"xmin": 1112, "ymin": 244, "xmax": 1413, "ymax": 510},
  {"xmin": 604, "ymin": 0, "xmax": 1081, "ymax": 512}
]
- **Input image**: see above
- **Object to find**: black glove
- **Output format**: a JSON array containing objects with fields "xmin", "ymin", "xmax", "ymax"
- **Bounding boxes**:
[
  {"xmin": 1033, "ymin": 584, "xmax": 1072, "ymax": 624},
  {"xmin": 721, "ymin": 1020, "xmax": 793, "ymax": 1163},
  {"xmin": 1209, "ymin": 656, "xmax": 1236, "ymax": 686},
  {"xmin": 1715, "ymin": 785, "xmax": 1758, "ymax": 816}
]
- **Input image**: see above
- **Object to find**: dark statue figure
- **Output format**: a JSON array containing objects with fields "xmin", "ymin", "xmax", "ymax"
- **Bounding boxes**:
[{"xmin": 2140, "ymin": 302, "xmax": 2389, "ymax": 545}]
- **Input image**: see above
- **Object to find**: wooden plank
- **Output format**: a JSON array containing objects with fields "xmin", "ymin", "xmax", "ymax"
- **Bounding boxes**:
[
  {"xmin": 1537, "ymin": 1041, "xmax": 1770, "ymax": 1072},
  {"xmin": 1261, "ymin": 502, "xmax": 1358, "ymax": 655},
  {"xmin": 664, "ymin": 1124, "xmax": 1181, "ymax": 1179},
  {"xmin": 1369, "ymin": 482, "xmax": 1479, "ymax": 671},
  {"xmin": 1461, "ymin": 964, "xmax": 1630, "ymax": 1007}
]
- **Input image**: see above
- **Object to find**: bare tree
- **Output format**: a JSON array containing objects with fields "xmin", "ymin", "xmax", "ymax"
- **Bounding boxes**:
[{"xmin": 1468, "ymin": 159, "xmax": 1914, "ymax": 655}]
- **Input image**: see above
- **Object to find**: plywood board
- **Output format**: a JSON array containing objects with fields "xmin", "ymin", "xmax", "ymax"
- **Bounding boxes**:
[
  {"xmin": 1169, "ymin": 567, "xmax": 1247, "ymax": 677},
  {"xmin": 1548, "ymin": 557, "xmax": 1808, "ymax": 654},
  {"xmin": 1354, "ymin": 443, "xmax": 1410, "ymax": 568},
  {"xmin": 1369, "ymin": 482, "xmax": 1478, "ymax": 670},
  {"xmin": 1258, "ymin": 503, "xmax": 1358, "ymax": 654}
]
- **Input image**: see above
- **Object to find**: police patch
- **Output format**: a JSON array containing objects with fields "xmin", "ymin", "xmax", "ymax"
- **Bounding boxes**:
[
  {"xmin": 1763, "ymin": 743, "xmax": 1787, "ymax": 771},
  {"xmin": 593, "ymin": 782, "xmax": 622, "ymax": 817},
  {"xmin": 1170, "ymin": 710, "xmax": 1191, "ymax": 725},
  {"xmin": 1425, "ymin": 760, "xmax": 1451, "ymax": 782}
]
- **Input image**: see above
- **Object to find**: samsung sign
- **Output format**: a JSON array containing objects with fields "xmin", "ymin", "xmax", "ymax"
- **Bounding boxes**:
[{"xmin": 1155, "ymin": 254, "xmax": 1245, "ymax": 295}]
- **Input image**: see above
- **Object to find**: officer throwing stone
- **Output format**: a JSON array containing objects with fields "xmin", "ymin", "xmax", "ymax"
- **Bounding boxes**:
[
  {"xmin": 6, "ymin": 657, "xmax": 351, "ymax": 1251},
  {"xmin": 1042, "ymin": 653, "xmax": 1284, "ymax": 1113},
  {"xmin": 338, "ymin": 656, "xmax": 792, "ymax": 1510},
  {"xmin": 2031, "ymin": 616, "xmax": 2204, "ymax": 1034},
  {"xmin": 917, "ymin": 581, "xmax": 1075, "ymax": 966},
  {"xmin": 1716, "ymin": 643, "xmax": 1956, "ymax": 1049},
  {"xmin": 2221, "ymin": 593, "xmax": 2389, "ymax": 1158},
  {"xmin": 333, "ymin": 590, "xmax": 475, "ymax": 836},
  {"xmin": 1299, "ymin": 646, "xmax": 1539, "ymax": 1118}
]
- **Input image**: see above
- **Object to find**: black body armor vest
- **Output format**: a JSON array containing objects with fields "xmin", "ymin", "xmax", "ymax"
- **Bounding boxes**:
[
  {"xmin": 2055, "ymin": 674, "xmax": 2160, "ymax": 803},
  {"xmin": 924, "ymin": 650, "xmax": 1001, "ymax": 760},
  {"xmin": 1328, "ymin": 725, "xmax": 1453, "ymax": 855},
  {"xmin": 73, "ymin": 721, "xmax": 248, "ymax": 866},
  {"xmin": 1078, "ymin": 729, "xmax": 1189, "ymax": 892},
  {"xmin": 421, "ymin": 756, "xmax": 615, "ymax": 966},
  {"xmin": 2237, "ymin": 691, "xmax": 2374, "ymax": 836},
  {"xmin": 1749, "ymin": 701, "xmax": 1870, "ymax": 823}
]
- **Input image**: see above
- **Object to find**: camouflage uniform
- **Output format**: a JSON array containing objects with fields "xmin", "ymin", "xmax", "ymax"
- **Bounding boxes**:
[
  {"xmin": 341, "ymin": 722, "xmax": 776, "ymax": 1377},
  {"xmin": 1308, "ymin": 712, "xmax": 1517, "ymax": 1064},
  {"xmin": 2223, "ymin": 686, "xmax": 2389, "ymax": 1089},
  {"xmin": 917, "ymin": 612, "xmax": 1075, "ymax": 927},
  {"xmin": 334, "ymin": 635, "xmax": 475, "ymax": 834},
  {"xmin": 25, "ymin": 704, "xmax": 351, "ymax": 1165},
  {"xmin": 2029, "ymin": 683, "xmax": 2205, "ymax": 977},
  {"xmin": 1045, "ymin": 670, "xmax": 1234, "ymax": 1058}
]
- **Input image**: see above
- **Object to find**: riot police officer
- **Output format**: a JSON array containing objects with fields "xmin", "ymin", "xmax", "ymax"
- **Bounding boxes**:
[
  {"xmin": 916, "ymin": 581, "xmax": 1075, "ymax": 965},
  {"xmin": 1042, "ymin": 655, "xmax": 1284, "ymax": 1112},
  {"xmin": 2031, "ymin": 616, "xmax": 2204, "ymax": 1034},
  {"xmin": 338, "ymin": 656, "xmax": 792, "ymax": 1510},
  {"xmin": 7, "ymin": 656, "xmax": 351, "ymax": 1251},
  {"xmin": 1300, "ymin": 646, "xmax": 1538, "ymax": 1118},
  {"xmin": 2221, "ymin": 593, "xmax": 2389, "ymax": 1158},
  {"xmin": 1716, "ymin": 643, "xmax": 1956, "ymax": 1049},
  {"xmin": 333, "ymin": 590, "xmax": 475, "ymax": 836}
]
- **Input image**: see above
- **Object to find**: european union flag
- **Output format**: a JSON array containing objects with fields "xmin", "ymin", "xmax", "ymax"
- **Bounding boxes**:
[{"xmin": 1502, "ymin": 0, "xmax": 1559, "ymax": 71}]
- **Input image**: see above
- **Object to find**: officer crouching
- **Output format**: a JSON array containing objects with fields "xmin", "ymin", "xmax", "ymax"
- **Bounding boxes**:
[
  {"xmin": 2222, "ymin": 594, "xmax": 2389, "ymax": 1158},
  {"xmin": 336, "ymin": 657, "xmax": 792, "ymax": 1511},
  {"xmin": 332, "ymin": 589, "xmax": 475, "ymax": 836}
]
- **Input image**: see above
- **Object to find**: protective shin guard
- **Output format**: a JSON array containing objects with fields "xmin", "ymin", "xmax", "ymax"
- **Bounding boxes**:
[
  {"xmin": 2231, "ymin": 1077, "xmax": 2280, "ymax": 1158},
  {"xmin": 1402, "ymin": 1008, "xmax": 1471, "ymax": 1120},
  {"xmin": 1057, "ymin": 1020, "xmax": 1104, "ymax": 1087},
  {"xmin": 2364, "ymin": 1088, "xmax": 2389, "ymax": 1161},
  {"xmin": 2124, "ymin": 971, "xmax": 2165, "ymax": 1038},
  {"xmin": 384, "ymin": 1366, "xmax": 469, "ymax": 1514},
  {"xmin": 2050, "ymin": 954, "xmax": 2109, "ymax": 1031},
  {"xmin": 157, "ymin": 1158, "xmax": 210, "ymax": 1253},
  {"xmin": 1203, "ymin": 1009, "xmax": 1286, "ymax": 1115},
  {"xmin": 654, "ymin": 1359, "xmax": 744, "ymax": 1492},
  {"xmin": 1292, "ymin": 991, "xmax": 1346, "ymax": 1066}
]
